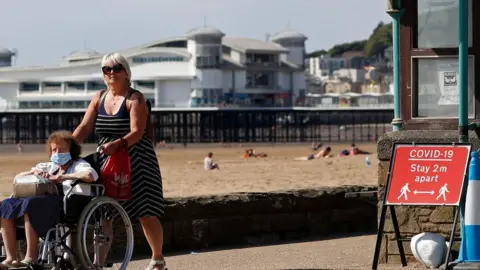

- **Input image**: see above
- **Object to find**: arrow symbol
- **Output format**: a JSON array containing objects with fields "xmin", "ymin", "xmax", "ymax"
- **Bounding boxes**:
[{"xmin": 414, "ymin": 190, "xmax": 434, "ymax": 195}]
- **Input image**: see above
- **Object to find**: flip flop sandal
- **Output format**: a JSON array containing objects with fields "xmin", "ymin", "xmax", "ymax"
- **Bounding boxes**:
[
  {"xmin": 145, "ymin": 259, "xmax": 167, "ymax": 270},
  {"xmin": 0, "ymin": 260, "xmax": 16, "ymax": 269},
  {"xmin": 13, "ymin": 259, "xmax": 39, "ymax": 269}
]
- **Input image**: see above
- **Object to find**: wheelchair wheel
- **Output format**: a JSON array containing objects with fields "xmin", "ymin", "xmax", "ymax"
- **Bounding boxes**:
[
  {"xmin": 54, "ymin": 257, "xmax": 74, "ymax": 270},
  {"xmin": 75, "ymin": 196, "xmax": 133, "ymax": 270}
]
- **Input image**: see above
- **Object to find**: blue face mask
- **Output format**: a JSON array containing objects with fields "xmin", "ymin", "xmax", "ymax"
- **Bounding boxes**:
[{"xmin": 50, "ymin": 152, "xmax": 72, "ymax": 166}]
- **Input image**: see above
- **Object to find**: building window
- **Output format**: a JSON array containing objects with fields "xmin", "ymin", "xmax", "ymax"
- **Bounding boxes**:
[
  {"xmin": 63, "ymin": 101, "xmax": 88, "ymax": 108},
  {"xmin": 407, "ymin": 0, "xmax": 478, "ymax": 120},
  {"xmin": 417, "ymin": 0, "xmax": 472, "ymax": 48},
  {"xmin": 42, "ymin": 82, "xmax": 61, "ymax": 92},
  {"xmin": 413, "ymin": 56, "xmax": 474, "ymax": 118},
  {"xmin": 135, "ymin": 80, "xmax": 155, "ymax": 89},
  {"xmin": 19, "ymin": 101, "xmax": 39, "ymax": 109},
  {"xmin": 196, "ymin": 56, "xmax": 221, "ymax": 68},
  {"xmin": 65, "ymin": 82, "xmax": 85, "ymax": 91},
  {"xmin": 246, "ymin": 72, "xmax": 274, "ymax": 88},
  {"xmin": 87, "ymin": 81, "xmax": 105, "ymax": 91},
  {"xmin": 195, "ymin": 88, "xmax": 223, "ymax": 106},
  {"xmin": 42, "ymin": 82, "xmax": 61, "ymax": 88},
  {"xmin": 19, "ymin": 83, "xmax": 39, "ymax": 92},
  {"xmin": 132, "ymin": 56, "xmax": 184, "ymax": 63},
  {"xmin": 19, "ymin": 101, "xmax": 88, "ymax": 109},
  {"xmin": 246, "ymin": 53, "xmax": 275, "ymax": 65}
]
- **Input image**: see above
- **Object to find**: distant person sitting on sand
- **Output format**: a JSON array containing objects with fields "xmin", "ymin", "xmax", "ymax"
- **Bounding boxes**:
[
  {"xmin": 243, "ymin": 149, "xmax": 254, "ymax": 158},
  {"xmin": 204, "ymin": 152, "xmax": 220, "ymax": 170},
  {"xmin": 295, "ymin": 147, "xmax": 332, "ymax": 161},
  {"xmin": 17, "ymin": 143, "xmax": 24, "ymax": 153},
  {"xmin": 243, "ymin": 149, "xmax": 268, "ymax": 158},
  {"xmin": 339, "ymin": 144, "xmax": 371, "ymax": 157}
]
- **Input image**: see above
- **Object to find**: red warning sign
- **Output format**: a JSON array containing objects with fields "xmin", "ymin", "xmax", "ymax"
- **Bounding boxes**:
[{"xmin": 385, "ymin": 144, "xmax": 471, "ymax": 206}]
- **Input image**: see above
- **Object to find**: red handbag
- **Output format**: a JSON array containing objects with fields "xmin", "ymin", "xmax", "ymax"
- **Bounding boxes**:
[{"xmin": 101, "ymin": 146, "xmax": 132, "ymax": 201}]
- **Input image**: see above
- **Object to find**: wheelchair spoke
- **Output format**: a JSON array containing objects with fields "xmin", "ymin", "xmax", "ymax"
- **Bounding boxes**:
[{"xmin": 76, "ymin": 197, "xmax": 133, "ymax": 270}]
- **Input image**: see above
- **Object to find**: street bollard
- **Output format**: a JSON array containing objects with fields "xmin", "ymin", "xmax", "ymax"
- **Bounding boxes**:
[{"xmin": 463, "ymin": 151, "xmax": 480, "ymax": 261}]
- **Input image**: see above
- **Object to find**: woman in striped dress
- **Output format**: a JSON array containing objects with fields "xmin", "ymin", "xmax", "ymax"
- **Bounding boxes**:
[{"xmin": 73, "ymin": 52, "xmax": 166, "ymax": 270}]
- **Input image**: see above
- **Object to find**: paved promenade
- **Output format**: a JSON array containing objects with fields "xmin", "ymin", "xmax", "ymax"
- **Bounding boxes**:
[{"xmin": 127, "ymin": 234, "xmax": 423, "ymax": 270}]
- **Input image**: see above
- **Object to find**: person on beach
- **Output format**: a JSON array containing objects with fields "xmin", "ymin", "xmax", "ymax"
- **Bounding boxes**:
[
  {"xmin": 72, "ymin": 52, "xmax": 166, "ymax": 270},
  {"xmin": 294, "ymin": 146, "xmax": 332, "ymax": 161},
  {"xmin": 204, "ymin": 152, "xmax": 220, "ymax": 170},
  {"xmin": 243, "ymin": 149, "xmax": 268, "ymax": 158},
  {"xmin": 339, "ymin": 143, "xmax": 371, "ymax": 157}
]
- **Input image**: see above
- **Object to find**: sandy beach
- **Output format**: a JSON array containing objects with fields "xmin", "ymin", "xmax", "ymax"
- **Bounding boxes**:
[{"xmin": 0, "ymin": 143, "xmax": 378, "ymax": 198}]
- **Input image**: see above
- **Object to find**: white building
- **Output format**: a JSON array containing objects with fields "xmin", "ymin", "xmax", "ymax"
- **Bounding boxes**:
[
  {"xmin": 0, "ymin": 27, "xmax": 308, "ymax": 110},
  {"xmin": 307, "ymin": 55, "xmax": 346, "ymax": 81}
]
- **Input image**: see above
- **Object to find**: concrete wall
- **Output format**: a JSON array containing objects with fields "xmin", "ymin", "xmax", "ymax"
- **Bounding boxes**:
[
  {"xmin": 130, "ymin": 186, "xmax": 378, "ymax": 256},
  {"xmin": 376, "ymin": 130, "xmax": 478, "ymax": 264}
]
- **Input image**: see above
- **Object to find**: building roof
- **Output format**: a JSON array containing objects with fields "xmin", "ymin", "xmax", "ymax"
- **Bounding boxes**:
[
  {"xmin": 222, "ymin": 37, "xmax": 289, "ymax": 53},
  {"xmin": 63, "ymin": 49, "xmax": 102, "ymax": 62},
  {"xmin": 0, "ymin": 26, "xmax": 308, "ymax": 75},
  {"xmin": 120, "ymin": 37, "xmax": 188, "ymax": 54},
  {"xmin": 270, "ymin": 31, "xmax": 307, "ymax": 42},
  {"xmin": 0, "ymin": 47, "xmax": 191, "ymax": 72},
  {"xmin": 185, "ymin": 27, "xmax": 225, "ymax": 39},
  {"xmin": 221, "ymin": 55, "xmax": 245, "ymax": 68},
  {"xmin": 0, "ymin": 48, "xmax": 14, "ymax": 57}
]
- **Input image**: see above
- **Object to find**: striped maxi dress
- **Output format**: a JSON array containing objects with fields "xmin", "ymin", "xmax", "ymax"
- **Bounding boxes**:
[{"xmin": 94, "ymin": 89, "xmax": 165, "ymax": 219}]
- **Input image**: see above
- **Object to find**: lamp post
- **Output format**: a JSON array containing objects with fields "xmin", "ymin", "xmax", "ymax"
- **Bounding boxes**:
[
  {"xmin": 458, "ymin": 0, "xmax": 469, "ymax": 144},
  {"xmin": 386, "ymin": 0, "xmax": 404, "ymax": 131},
  {"xmin": 455, "ymin": 0, "xmax": 471, "ymax": 267}
]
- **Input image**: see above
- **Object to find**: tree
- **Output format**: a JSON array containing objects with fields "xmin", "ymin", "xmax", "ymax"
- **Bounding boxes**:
[
  {"xmin": 306, "ymin": 50, "xmax": 328, "ymax": 58},
  {"xmin": 364, "ymin": 22, "xmax": 393, "ymax": 57},
  {"xmin": 304, "ymin": 21, "xmax": 393, "ymax": 59},
  {"xmin": 328, "ymin": 40, "xmax": 367, "ymax": 56}
]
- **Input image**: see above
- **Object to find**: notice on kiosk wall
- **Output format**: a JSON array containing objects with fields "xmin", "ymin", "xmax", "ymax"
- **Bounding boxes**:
[{"xmin": 385, "ymin": 144, "xmax": 471, "ymax": 206}]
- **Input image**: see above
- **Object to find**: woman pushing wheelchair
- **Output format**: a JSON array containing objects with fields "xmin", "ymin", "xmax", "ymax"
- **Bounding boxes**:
[
  {"xmin": 73, "ymin": 52, "xmax": 166, "ymax": 270},
  {"xmin": 0, "ymin": 131, "xmax": 98, "ymax": 269}
]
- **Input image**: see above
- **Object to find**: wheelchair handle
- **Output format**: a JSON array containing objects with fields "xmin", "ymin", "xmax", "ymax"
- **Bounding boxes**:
[{"xmin": 96, "ymin": 146, "xmax": 103, "ymax": 153}]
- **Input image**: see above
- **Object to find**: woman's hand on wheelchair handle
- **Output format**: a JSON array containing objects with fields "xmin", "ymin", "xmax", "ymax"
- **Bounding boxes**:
[{"xmin": 101, "ymin": 140, "xmax": 121, "ymax": 155}]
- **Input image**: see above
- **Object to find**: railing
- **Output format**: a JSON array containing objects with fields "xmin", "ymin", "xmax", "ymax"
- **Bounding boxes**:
[{"xmin": 0, "ymin": 108, "xmax": 393, "ymax": 144}]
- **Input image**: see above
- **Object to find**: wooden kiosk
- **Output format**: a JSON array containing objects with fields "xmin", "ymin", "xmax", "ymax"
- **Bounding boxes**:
[{"xmin": 375, "ymin": 0, "xmax": 480, "ymax": 268}]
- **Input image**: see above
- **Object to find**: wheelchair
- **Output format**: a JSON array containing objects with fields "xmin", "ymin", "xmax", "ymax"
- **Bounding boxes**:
[{"xmin": 0, "ymin": 152, "xmax": 134, "ymax": 270}]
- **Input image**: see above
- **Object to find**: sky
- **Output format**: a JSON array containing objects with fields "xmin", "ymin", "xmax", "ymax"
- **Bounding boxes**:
[{"xmin": 0, "ymin": 0, "xmax": 392, "ymax": 67}]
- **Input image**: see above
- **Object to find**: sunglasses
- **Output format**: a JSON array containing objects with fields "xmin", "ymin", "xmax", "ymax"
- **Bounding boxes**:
[{"xmin": 102, "ymin": 64, "xmax": 124, "ymax": 74}]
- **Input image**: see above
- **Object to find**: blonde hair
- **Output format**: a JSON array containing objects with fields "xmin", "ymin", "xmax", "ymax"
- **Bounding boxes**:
[{"xmin": 101, "ymin": 52, "xmax": 132, "ymax": 86}]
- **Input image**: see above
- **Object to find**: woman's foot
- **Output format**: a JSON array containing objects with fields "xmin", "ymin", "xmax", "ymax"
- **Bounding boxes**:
[
  {"xmin": 0, "ymin": 259, "xmax": 17, "ymax": 269},
  {"xmin": 145, "ymin": 259, "xmax": 167, "ymax": 270},
  {"xmin": 13, "ymin": 257, "xmax": 35, "ymax": 267}
]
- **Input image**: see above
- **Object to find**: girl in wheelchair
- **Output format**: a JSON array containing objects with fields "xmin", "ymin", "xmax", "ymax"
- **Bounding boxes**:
[{"xmin": 0, "ymin": 131, "xmax": 99, "ymax": 269}]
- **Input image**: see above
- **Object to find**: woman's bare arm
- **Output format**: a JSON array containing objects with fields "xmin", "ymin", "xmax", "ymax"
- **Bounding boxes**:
[
  {"xmin": 121, "ymin": 92, "xmax": 148, "ymax": 146},
  {"xmin": 73, "ymin": 91, "xmax": 103, "ymax": 143}
]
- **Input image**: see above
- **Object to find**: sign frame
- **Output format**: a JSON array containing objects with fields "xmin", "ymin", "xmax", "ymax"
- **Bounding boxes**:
[{"xmin": 372, "ymin": 142, "xmax": 472, "ymax": 270}]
